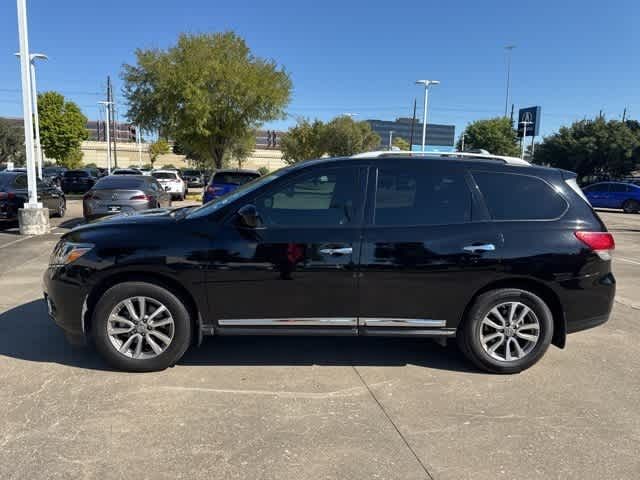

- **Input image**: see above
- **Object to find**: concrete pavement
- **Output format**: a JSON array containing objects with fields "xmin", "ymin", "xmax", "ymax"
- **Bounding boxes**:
[{"xmin": 0, "ymin": 203, "xmax": 638, "ymax": 479}]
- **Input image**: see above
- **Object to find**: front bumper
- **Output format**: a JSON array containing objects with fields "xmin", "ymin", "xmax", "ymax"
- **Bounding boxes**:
[{"xmin": 43, "ymin": 267, "xmax": 88, "ymax": 345}]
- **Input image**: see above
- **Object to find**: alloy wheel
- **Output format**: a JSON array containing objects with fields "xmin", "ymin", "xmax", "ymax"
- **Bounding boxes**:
[
  {"xmin": 107, "ymin": 296, "xmax": 175, "ymax": 359},
  {"xmin": 479, "ymin": 301, "xmax": 541, "ymax": 362}
]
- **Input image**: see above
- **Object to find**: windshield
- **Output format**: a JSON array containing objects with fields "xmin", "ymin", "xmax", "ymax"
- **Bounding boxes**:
[
  {"xmin": 152, "ymin": 172, "xmax": 177, "ymax": 180},
  {"xmin": 94, "ymin": 177, "xmax": 147, "ymax": 190},
  {"xmin": 182, "ymin": 170, "xmax": 200, "ymax": 176},
  {"xmin": 64, "ymin": 170, "xmax": 88, "ymax": 178},
  {"xmin": 188, "ymin": 168, "xmax": 288, "ymax": 219}
]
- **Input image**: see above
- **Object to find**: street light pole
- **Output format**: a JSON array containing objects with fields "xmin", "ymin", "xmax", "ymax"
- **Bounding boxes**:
[
  {"xmin": 416, "ymin": 79, "xmax": 440, "ymax": 152},
  {"xmin": 504, "ymin": 45, "xmax": 515, "ymax": 117},
  {"xmin": 29, "ymin": 53, "xmax": 47, "ymax": 179},
  {"xmin": 98, "ymin": 101, "xmax": 113, "ymax": 174},
  {"xmin": 388, "ymin": 130, "xmax": 393, "ymax": 150}
]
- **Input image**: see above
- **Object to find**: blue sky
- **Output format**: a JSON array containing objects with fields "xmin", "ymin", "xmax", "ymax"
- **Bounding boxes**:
[{"xmin": 1, "ymin": 0, "xmax": 639, "ymax": 139}]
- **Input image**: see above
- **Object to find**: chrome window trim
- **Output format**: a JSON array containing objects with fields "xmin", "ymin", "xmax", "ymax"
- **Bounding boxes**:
[
  {"xmin": 360, "ymin": 318, "xmax": 446, "ymax": 328},
  {"xmin": 218, "ymin": 318, "xmax": 357, "ymax": 327}
]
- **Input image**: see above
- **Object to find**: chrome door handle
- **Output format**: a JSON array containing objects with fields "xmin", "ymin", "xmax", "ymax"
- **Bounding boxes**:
[
  {"xmin": 463, "ymin": 243, "xmax": 496, "ymax": 253},
  {"xmin": 320, "ymin": 247, "xmax": 353, "ymax": 256}
]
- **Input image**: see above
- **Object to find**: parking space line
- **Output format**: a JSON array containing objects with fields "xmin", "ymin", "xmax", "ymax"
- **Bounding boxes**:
[
  {"xmin": 0, "ymin": 235, "xmax": 33, "ymax": 250},
  {"xmin": 616, "ymin": 256, "xmax": 640, "ymax": 266}
]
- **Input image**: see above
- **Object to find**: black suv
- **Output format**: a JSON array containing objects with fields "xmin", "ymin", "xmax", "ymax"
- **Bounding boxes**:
[{"xmin": 43, "ymin": 153, "xmax": 615, "ymax": 373}]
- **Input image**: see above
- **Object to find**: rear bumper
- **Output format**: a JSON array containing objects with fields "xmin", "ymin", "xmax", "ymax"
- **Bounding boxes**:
[
  {"xmin": 563, "ymin": 272, "xmax": 615, "ymax": 335},
  {"xmin": 84, "ymin": 201, "xmax": 152, "ymax": 219}
]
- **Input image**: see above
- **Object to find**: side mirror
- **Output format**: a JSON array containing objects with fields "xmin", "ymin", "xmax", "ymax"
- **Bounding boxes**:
[
  {"xmin": 164, "ymin": 186, "xmax": 171, "ymax": 192},
  {"xmin": 237, "ymin": 204, "xmax": 261, "ymax": 228}
]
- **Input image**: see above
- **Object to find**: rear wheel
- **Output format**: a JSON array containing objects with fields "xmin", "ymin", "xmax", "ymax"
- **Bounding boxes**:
[
  {"xmin": 92, "ymin": 282, "xmax": 192, "ymax": 372},
  {"xmin": 622, "ymin": 199, "xmax": 640, "ymax": 214},
  {"xmin": 52, "ymin": 197, "xmax": 66, "ymax": 218},
  {"xmin": 458, "ymin": 288, "xmax": 553, "ymax": 374}
]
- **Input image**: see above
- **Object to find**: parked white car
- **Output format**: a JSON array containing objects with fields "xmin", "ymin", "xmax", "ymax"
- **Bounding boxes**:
[{"xmin": 151, "ymin": 170, "xmax": 187, "ymax": 200}]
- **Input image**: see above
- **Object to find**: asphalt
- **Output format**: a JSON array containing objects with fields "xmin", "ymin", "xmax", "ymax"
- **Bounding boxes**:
[{"xmin": 0, "ymin": 203, "xmax": 639, "ymax": 480}]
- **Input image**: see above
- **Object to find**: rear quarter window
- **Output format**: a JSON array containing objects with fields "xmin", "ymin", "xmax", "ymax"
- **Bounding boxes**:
[{"xmin": 473, "ymin": 171, "xmax": 568, "ymax": 221}]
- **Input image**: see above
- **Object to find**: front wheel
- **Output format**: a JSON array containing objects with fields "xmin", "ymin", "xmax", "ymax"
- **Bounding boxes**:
[
  {"xmin": 92, "ymin": 282, "xmax": 192, "ymax": 372},
  {"xmin": 457, "ymin": 288, "xmax": 553, "ymax": 374}
]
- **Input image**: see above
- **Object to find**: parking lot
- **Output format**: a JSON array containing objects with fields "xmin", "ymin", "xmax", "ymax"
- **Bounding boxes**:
[{"xmin": 0, "ymin": 201, "xmax": 638, "ymax": 479}]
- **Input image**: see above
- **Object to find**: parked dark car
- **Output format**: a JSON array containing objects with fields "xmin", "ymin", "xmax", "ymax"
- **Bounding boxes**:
[
  {"xmin": 61, "ymin": 169, "xmax": 98, "ymax": 194},
  {"xmin": 0, "ymin": 171, "xmax": 66, "ymax": 221},
  {"xmin": 583, "ymin": 181, "xmax": 640, "ymax": 213},
  {"xmin": 43, "ymin": 166, "xmax": 67, "ymax": 188},
  {"xmin": 44, "ymin": 153, "xmax": 615, "ymax": 373},
  {"xmin": 82, "ymin": 175, "xmax": 171, "ymax": 220},
  {"xmin": 181, "ymin": 169, "xmax": 204, "ymax": 188},
  {"xmin": 202, "ymin": 169, "xmax": 260, "ymax": 203}
]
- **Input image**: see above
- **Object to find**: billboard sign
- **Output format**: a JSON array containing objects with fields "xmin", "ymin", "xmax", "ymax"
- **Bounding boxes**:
[{"xmin": 517, "ymin": 106, "xmax": 541, "ymax": 137}]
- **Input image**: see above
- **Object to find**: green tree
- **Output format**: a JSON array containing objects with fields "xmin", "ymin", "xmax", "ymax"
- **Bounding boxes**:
[
  {"xmin": 457, "ymin": 117, "xmax": 519, "ymax": 156},
  {"xmin": 64, "ymin": 147, "xmax": 85, "ymax": 169},
  {"xmin": 123, "ymin": 32, "xmax": 291, "ymax": 169},
  {"xmin": 280, "ymin": 119, "xmax": 326, "ymax": 164},
  {"xmin": 148, "ymin": 139, "xmax": 170, "ymax": 167},
  {"xmin": 534, "ymin": 118, "xmax": 640, "ymax": 179},
  {"xmin": 323, "ymin": 116, "xmax": 380, "ymax": 157},
  {"xmin": 38, "ymin": 91, "xmax": 88, "ymax": 167},
  {"xmin": 0, "ymin": 118, "xmax": 26, "ymax": 166},
  {"xmin": 392, "ymin": 137, "xmax": 410, "ymax": 151}
]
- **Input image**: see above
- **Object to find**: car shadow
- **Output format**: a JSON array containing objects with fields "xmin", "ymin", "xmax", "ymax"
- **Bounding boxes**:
[
  {"xmin": 0, "ymin": 221, "xmax": 20, "ymax": 234},
  {"xmin": 0, "ymin": 299, "xmax": 480, "ymax": 374},
  {"xmin": 57, "ymin": 217, "xmax": 86, "ymax": 230}
]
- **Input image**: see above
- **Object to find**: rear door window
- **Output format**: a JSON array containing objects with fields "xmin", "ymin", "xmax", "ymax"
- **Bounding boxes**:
[
  {"xmin": 374, "ymin": 165, "xmax": 472, "ymax": 226},
  {"xmin": 609, "ymin": 183, "xmax": 629, "ymax": 193},
  {"xmin": 473, "ymin": 171, "xmax": 568, "ymax": 220},
  {"xmin": 213, "ymin": 172, "xmax": 259, "ymax": 185},
  {"xmin": 583, "ymin": 183, "xmax": 609, "ymax": 193}
]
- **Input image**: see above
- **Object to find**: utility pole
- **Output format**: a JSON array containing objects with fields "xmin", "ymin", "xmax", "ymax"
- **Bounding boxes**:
[
  {"xmin": 409, "ymin": 98, "xmax": 417, "ymax": 151},
  {"xmin": 98, "ymin": 101, "xmax": 113, "ymax": 174},
  {"xmin": 388, "ymin": 130, "xmax": 393, "ymax": 150},
  {"xmin": 622, "ymin": 107, "xmax": 627, "ymax": 122},
  {"xmin": 504, "ymin": 45, "xmax": 516, "ymax": 117},
  {"xmin": 416, "ymin": 79, "xmax": 440, "ymax": 152},
  {"xmin": 461, "ymin": 134, "xmax": 465, "ymax": 152},
  {"xmin": 510, "ymin": 104, "xmax": 515, "ymax": 126},
  {"xmin": 137, "ymin": 125, "xmax": 143, "ymax": 168},
  {"xmin": 107, "ymin": 76, "xmax": 118, "ymax": 167}
]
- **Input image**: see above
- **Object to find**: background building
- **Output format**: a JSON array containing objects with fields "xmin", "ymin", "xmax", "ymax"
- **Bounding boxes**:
[{"xmin": 366, "ymin": 117, "xmax": 456, "ymax": 151}]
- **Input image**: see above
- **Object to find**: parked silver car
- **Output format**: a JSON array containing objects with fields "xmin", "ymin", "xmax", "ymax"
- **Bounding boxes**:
[{"xmin": 82, "ymin": 175, "xmax": 171, "ymax": 220}]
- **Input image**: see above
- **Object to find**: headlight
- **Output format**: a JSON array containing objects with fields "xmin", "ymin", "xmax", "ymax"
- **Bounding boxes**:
[{"xmin": 49, "ymin": 241, "xmax": 94, "ymax": 266}]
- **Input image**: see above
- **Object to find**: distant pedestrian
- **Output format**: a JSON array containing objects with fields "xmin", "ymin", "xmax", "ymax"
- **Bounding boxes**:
[
  {"xmin": 266, "ymin": 130, "xmax": 272, "ymax": 148},
  {"xmin": 272, "ymin": 131, "xmax": 277, "ymax": 148}
]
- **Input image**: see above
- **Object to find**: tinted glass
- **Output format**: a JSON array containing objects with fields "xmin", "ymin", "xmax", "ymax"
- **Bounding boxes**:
[
  {"xmin": 256, "ymin": 167, "xmax": 361, "ymax": 227},
  {"xmin": 609, "ymin": 183, "xmax": 629, "ymax": 193},
  {"xmin": 182, "ymin": 170, "xmax": 200, "ymax": 176},
  {"xmin": 474, "ymin": 171, "xmax": 567, "ymax": 220},
  {"xmin": 583, "ymin": 183, "xmax": 609, "ymax": 193},
  {"xmin": 213, "ymin": 172, "xmax": 259, "ymax": 185},
  {"xmin": 0, "ymin": 173, "xmax": 14, "ymax": 188},
  {"xmin": 94, "ymin": 177, "xmax": 147, "ymax": 190},
  {"xmin": 64, "ymin": 170, "xmax": 89, "ymax": 178},
  {"xmin": 152, "ymin": 172, "xmax": 177, "ymax": 180},
  {"xmin": 374, "ymin": 165, "xmax": 472, "ymax": 225}
]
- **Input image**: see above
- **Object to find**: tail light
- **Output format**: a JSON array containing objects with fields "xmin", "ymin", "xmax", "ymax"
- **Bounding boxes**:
[
  {"xmin": 130, "ymin": 194, "xmax": 152, "ymax": 201},
  {"xmin": 206, "ymin": 185, "xmax": 223, "ymax": 195},
  {"xmin": 575, "ymin": 231, "xmax": 615, "ymax": 260},
  {"xmin": 0, "ymin": 192, "xmax": 16, "ymax": 200}
]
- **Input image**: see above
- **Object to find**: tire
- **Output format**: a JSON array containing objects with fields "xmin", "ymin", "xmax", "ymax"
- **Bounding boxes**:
[
  {"xmin": 457, "ymin": 288, "xmax": 553, "ymax": 374},
  {"xmin": 622, "ymin": 199, "xmax": 640, "ymax": 214},
  {"xmin": 52, "ymin": 197, "xmax": 66, "ymax": 218},
  {"xmin": 92, "ymin": 282, "xmax": 192, "ymax": 372}
]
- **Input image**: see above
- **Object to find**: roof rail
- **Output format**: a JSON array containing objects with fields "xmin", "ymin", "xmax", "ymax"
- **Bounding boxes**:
[{"xmin": 350, "ymin": 150, "xmax": 531, "ymax": 166}]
